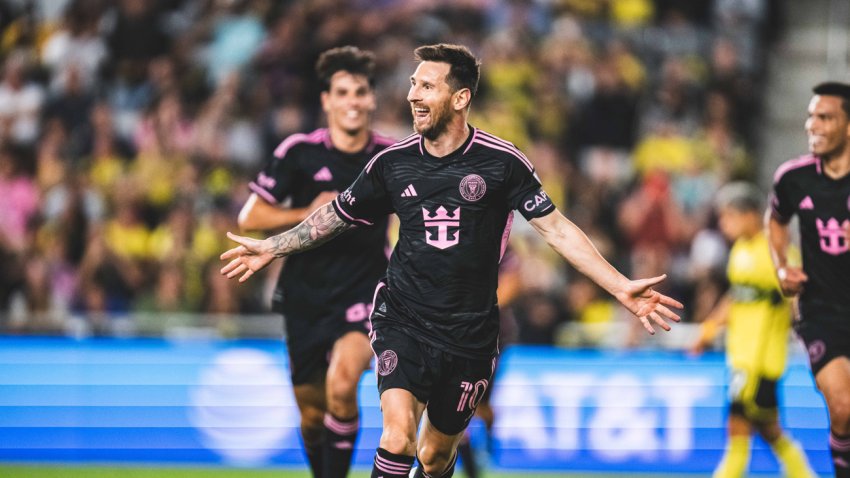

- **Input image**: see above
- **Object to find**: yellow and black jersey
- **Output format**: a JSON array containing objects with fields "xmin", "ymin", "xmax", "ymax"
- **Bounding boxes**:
[{"xmin": 725, "ymin": 232, "xmax": 791, "ymax": 379}]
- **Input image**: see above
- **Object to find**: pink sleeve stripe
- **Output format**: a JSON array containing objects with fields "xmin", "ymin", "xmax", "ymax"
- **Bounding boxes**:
[
  {"xmin": 773, "ymin": 155, "xmax": 819, "ymax": 184},
  {"xmin": 365, "ymin": 135, "xmax": 420, "ymax": 173},
  {"xmin": 333, "ymin": 197, "xmax": 373, "ymax": 226},
  {"xmin": 272, "ymin": 129, "xmax": 327, "ymax": 158},
  {"xmin": 371, "ymin": 281, "xmax": 386, "ymax": 312},
  {"xmin": 463, "ymin": 128, "xmax": 479, "ymax": 155},
  {"xmin": 478, "ymin": 130, "xmax": 532, "ymax": 161},
  {"xmin": 248, "ymin": 182, "xmax": 280, "ymax": 204},
  {"xmin": 474, "ymin": 137, "xmax": 534, "ymax": 171}
]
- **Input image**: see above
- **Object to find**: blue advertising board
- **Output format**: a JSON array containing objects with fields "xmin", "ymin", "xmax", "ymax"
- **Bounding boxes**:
[{"xmin": 0, "ymin": 337, "xmax": 832, "ymax": 474}]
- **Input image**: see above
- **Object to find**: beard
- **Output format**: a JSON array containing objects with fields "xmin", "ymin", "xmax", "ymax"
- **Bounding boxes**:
[{"xmin": 413, "ymin": 103, "xmax": 452, "ymax": 140}]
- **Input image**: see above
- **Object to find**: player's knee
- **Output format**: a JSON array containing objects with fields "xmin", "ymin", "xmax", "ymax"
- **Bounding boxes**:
[
  {"xmin": 379, "ymin": 424, "xmax": 417, "ymax": 455},
  {"xmin": 417, "ymin": 442, "xmax": 454, "ymax": 474}
]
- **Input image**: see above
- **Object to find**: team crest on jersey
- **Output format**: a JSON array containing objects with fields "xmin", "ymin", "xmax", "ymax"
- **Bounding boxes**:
[
  {"xmin": 376, "ymin": 350, "xmax": 398, "ymax": 376},
  {"xmin": 423, "ymin": 206, "xmax": 461, "ymax": 249},
  {"xmin": 459, "ymin": 174, "xmax": 486, "ymax": 202}
]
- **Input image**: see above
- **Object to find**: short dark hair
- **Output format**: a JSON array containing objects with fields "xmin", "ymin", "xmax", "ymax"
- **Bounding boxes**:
[
  {"xmin": 413, "ymin": 43, "xmax": 481, "ymax": 97},
  {"xmin": 315, "ymin": 46, "xmax": 376, "ymax": 92},
  {"xmin": 813, "ymin": 81, "xmax": 850, "ymax": 118},
  {"xmin": 714, "ymin": 181, "xmax": 763, "ymax": 213}
]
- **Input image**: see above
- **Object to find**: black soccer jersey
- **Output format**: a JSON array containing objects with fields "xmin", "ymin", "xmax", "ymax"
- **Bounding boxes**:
[
  {"xmin": 250, "ymin": 128, "xmax": 395, "ymax": 311},
  {"xmin": 332, "ymin": 127, "xmax": 555, "ymax": 358},
  {"xmin": 770, "ymin": 154, "xmax": 850, "ymax": 307}
]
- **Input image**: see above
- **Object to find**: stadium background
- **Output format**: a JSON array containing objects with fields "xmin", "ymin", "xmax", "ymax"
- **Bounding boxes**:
[{"xmin": 0, "ymin": 0, "xmax": 845, "ymax": 476}]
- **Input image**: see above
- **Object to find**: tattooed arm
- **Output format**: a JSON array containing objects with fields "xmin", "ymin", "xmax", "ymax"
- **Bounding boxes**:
[{"xmin": 220, "ymin": 202, "xmax": 352, "ymax": 282}]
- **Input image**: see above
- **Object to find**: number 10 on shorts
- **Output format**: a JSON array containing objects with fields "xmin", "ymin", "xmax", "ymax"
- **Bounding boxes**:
[{"xmin": 457, "ymin": 379, "xmax": 489, "ymax": 412}]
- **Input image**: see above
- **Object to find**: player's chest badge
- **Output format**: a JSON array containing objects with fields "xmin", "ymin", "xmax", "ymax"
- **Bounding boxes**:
[{"xmin": 459, "ymin": 174, "xmax": 486, "ymax": 201}]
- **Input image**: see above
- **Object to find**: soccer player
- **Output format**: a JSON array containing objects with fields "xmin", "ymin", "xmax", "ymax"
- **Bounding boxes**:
[
  {"xmin": 691, "ymin": 182, "xmax": 815, "ymax": 478},
  {"xmin": 237, "ymin": 46, "xmax": 394, "ymax": 478},
  {"xmin": 221, "ymin": 43, "xmax": 682, "ymax": 478},
  {"xmin": 767, "ymin": 81, "xmax": 850, "ymax": 478}
]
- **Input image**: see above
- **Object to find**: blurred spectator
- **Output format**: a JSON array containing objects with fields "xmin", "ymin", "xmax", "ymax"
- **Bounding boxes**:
[{"xmin": 0, "ymin": 51, "xmax": 45, "ymax": 145}]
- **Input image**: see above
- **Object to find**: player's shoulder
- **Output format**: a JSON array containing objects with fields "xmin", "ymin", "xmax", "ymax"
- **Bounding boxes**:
[
  {"xmin": 772, "ymin": 154, "xmax": 821, "ymax": 184},
  {"xmin": 364, "ymin": 133, "xmax": 421, "ymax": 172},
  {"xmin": 370, "ymin": 131, "xmax": 399, "ymax": 151},
  {"xmin": 272, "ymin": 128, "xmax": 329, "ymax": 159},
  {"xmin": 467, "ymin": 128, "xmax": 534, "ymax": 172}
]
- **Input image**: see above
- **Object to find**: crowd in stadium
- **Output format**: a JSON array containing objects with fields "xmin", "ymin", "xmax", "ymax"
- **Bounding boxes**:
[{"xmin": 0, "ymin": 0, "xmax": 781, "ymax": 346}]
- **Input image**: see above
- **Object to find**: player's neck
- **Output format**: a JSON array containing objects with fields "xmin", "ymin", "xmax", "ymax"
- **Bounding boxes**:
[
  {"xmin": 821, "ymin": 149, "xmax": 850, "ymax": 179},
  {"xmin": 329, "ymin": 127, "xmax": 370, "ymax": 154},
  {"xmin": 423, "ymin": 121, "xmax": 469, "ymax": 158}
]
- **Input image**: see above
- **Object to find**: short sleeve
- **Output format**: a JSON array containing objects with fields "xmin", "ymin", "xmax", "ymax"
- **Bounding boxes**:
[
  {"xmin": 248, "ymin": 151, "xmax": 297, "ymax": 205},
  {"xmin": 769, "ymin": 173, "xmax": 793, "ymax": 224},
  {"xmin": 333, "ymin": 155, "xmax": 393, "ymax": 226},
  {"xmin": 505, "ymin": 159, "xmax": 556, "ymax": 220}
]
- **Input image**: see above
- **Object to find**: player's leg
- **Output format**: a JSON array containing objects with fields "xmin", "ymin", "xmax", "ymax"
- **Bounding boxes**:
[
  {"xmin": 414, "ymin": 411, "xmax": 465, "ymax": 478},
  {"xmin": 293, "ymin": 381, "xmax": 328, "ymax": 478},
  {"xmin": 713, "ymin": 414, "xmax": 752, "ymax": 478},
  {"xmin": 414, "ymin": 352, "xmax": 495, "ymax": 478},
  {"xmin": 372, "ymin": 388, "xmax": 425, "ymax": 478},
  {"xmin": 750, "ymin": 378, "xmax": 815, "ymax": 478},
  {"xmin": 369, "ymin": 325, "xmax": 430, "ymax": 478},
  {"xmin": 323, "ymin": 330, "xmax": 373, "ymax": 478},
  {"xmin": 815, "ymin": 356, "xmax": 850, "ymax": 478}
]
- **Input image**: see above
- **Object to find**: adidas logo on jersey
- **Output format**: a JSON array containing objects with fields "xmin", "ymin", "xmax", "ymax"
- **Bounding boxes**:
[
  {"xmin": 401, "ymin": 184, "xmax": 418, "ymax": 197},
  {"xmin": 799, "ymin": 195, "xmax": 814, "ymax": 210},
  {"xmin": 313, "ymin": 166, "xmax": 333, "ymax": 182}
]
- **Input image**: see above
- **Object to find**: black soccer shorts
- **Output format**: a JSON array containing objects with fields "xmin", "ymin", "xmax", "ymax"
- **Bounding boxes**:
[
  {"xmin": 276, "ymin": 298, "xmax": 372, "ymax": 386},
  {"xmin": 370, "ymin": 324, "xmax": 496, "ymax": 436},
  {"xmin": 795, "ymin": 300, "xmax": 850, "ymax": 376}
]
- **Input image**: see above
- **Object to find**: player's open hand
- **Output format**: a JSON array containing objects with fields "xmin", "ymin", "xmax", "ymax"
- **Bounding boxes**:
[
  {"xmin": 220, "ymin": 232, "xmax": 276, "ymax": 283},
  {"xmin": 616, "ymin": 274, "xmax": 683, "ymax": 335}
]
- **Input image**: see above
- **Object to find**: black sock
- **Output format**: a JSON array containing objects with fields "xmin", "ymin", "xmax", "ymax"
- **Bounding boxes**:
[
  {"xmin": 457, "ymin": 437, "xmax": 478, "ymax": 478},
  {"xmin": 831, "ymin": 431, "xmax": 850, "ymax": 478},
  {"xmin": 372, "ymin": 447, "xmax": 415, "ymax": 478},
  {"xmin": 305, "ymin": 441, "xmax": 324, "ymax": 478},
  {"xmin": 323, "ymin": 413, "xmax": 359, "ymax": 478}
]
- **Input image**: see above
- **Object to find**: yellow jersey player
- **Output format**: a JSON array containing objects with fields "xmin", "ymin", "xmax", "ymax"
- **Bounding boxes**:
[{"xmin": 692, "ymin": 182, "xmax": 815, "ymax": 478}]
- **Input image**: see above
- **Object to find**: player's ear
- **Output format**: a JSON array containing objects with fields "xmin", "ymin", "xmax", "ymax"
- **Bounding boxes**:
[
  {"xmin": 320, "ymin": 90, "xmax": 331, "ymax": 113},
  {"xmin": 453, "ymin": 88, "xmax": 472, "ymax": 112}
]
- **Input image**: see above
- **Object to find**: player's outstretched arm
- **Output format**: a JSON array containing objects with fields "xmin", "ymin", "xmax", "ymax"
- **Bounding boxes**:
[
  {"xmin": 529, "ymin": 210, "xmax": 683, "ymax": 334},
  {"xmin": 220, "ymin": 201, "xmax": 352, "ymax": 282}
]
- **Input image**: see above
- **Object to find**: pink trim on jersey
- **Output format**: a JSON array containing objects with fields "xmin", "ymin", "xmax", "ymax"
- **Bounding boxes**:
[
  {"xmin": 324, "ymin": 413, "xmax": 358, "ymax": 434},
  {"xmin": 463, "ymin": 128, "xmax": 479, "ymax": 155},
  {"xmin": 773, "ymin": 155, "xmax": 820, "ymax": 184},
  {"xmin": 273, "ymin": 129, "xmax": 327, "ymax": 158},
  {"xmin": 473, "ymin": 136, "xmax": 534, "ymax": 172},
  {"xmin": 499, "ymin": 211, "xmax": 514, "ymax": 262},
  {"xmin": 248, "ymin": 181, "xmax": 279, "ymax": 204},
  {"xmin": 478, "ymin": 130, "xmax": 532, "ymax": 157},
  {"xmin": 333, "ymin": 197, "xmax": 374, "ymax": 226},
  {"xmin": 365, "ymin": 135, "xmax": 420, "ymax": 173},
  {"xmin": 322, "ymin": 129, "xmax": 333, "ymax": 149},
  {"xmin": 371, "ymin": 281, "xmax": 386, "ymax": 313}
]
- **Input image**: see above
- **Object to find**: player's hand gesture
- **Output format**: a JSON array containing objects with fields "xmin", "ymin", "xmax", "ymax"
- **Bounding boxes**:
[
  {"xmin": 776, "ymin": 265, "xmax": 808, "ymax": 297},
  {"xmin": 615, "ymin": 274, "xmax": 683, "ymax": 335},
  {"xmin": 220, "ymin": 232, "xmax": 276, "ymax": 283}
]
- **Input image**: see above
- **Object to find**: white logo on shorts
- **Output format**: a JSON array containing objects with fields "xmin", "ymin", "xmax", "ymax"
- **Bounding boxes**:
[{"xmin": 377, "ymin": 350, "xmax": 398, "ymax": 376}]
